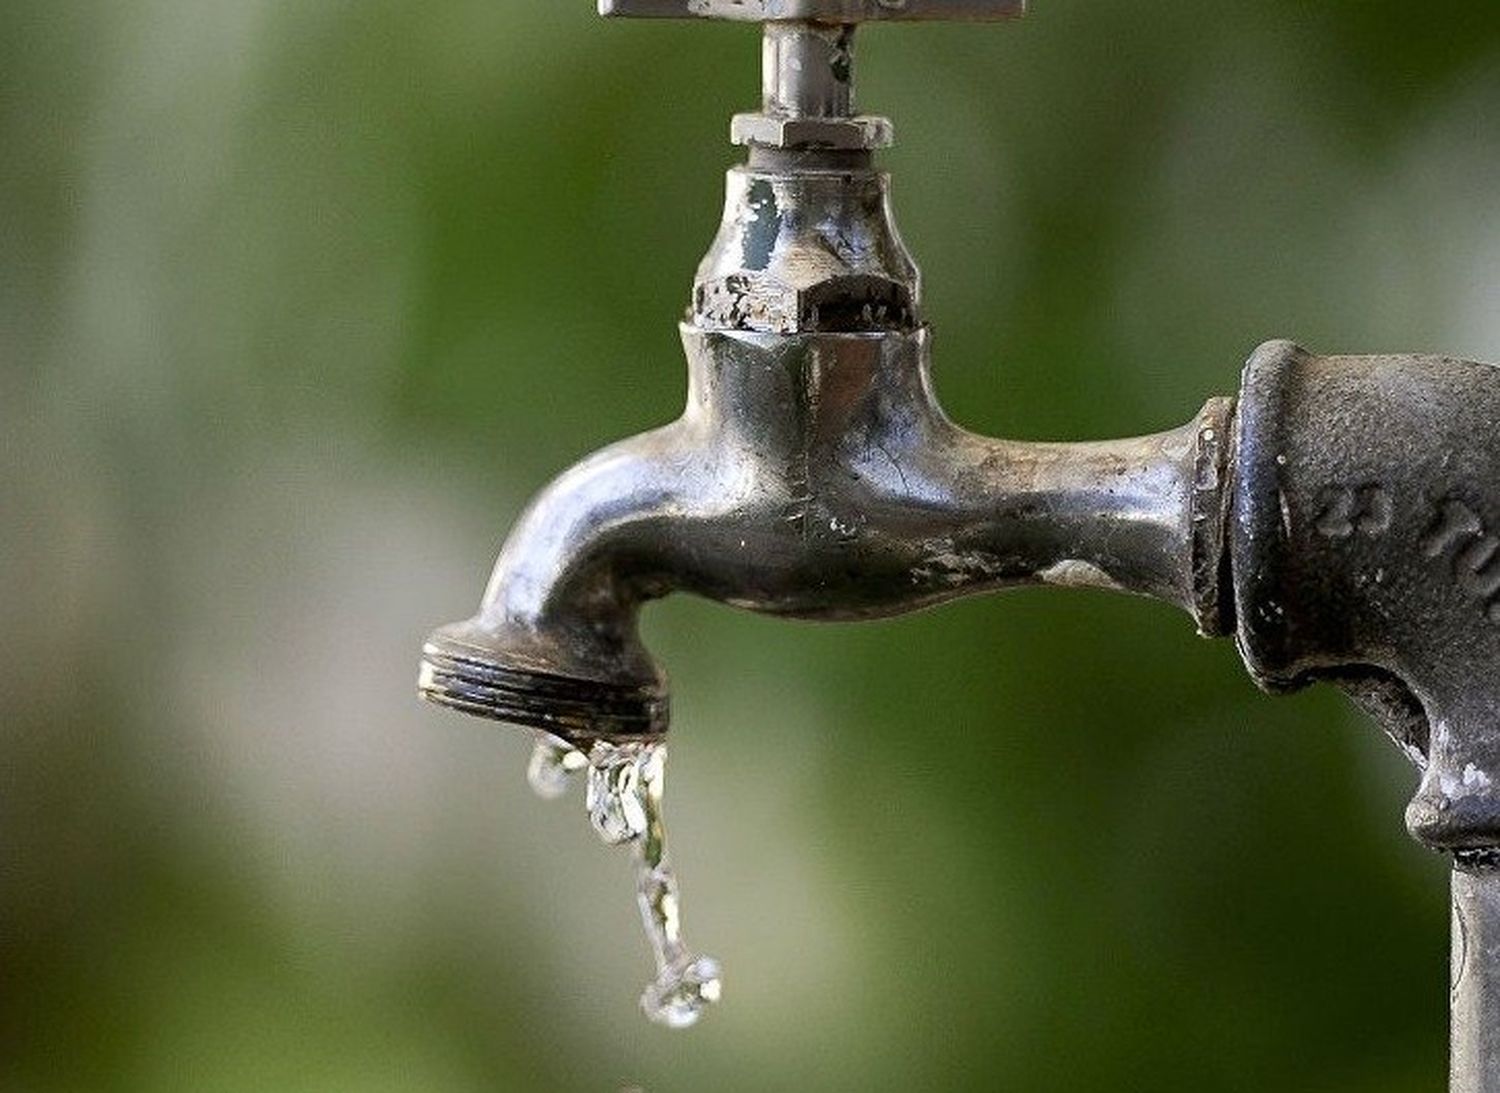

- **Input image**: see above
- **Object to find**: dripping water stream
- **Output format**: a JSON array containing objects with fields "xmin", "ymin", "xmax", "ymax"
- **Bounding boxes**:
[{"xmin": 528, "ymin": 732, "xmax": 722, "ymax": 1028}]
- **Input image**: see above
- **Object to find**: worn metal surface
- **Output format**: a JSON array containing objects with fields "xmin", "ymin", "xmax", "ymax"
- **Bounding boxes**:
[
  {"xmin": 732, "ymin": 20, "xmax": 892, "ymax": 149},
  {"xmin": 761, "ymin": 23, "xmax": 853, "ymax": 117},
  {"xmin": 599, "ymin": 0, "xmax": 1026, "ymax": 22},
  {"xmin": 693, "ymin": 162, "xmax": 918, "ymax": 331},
  {"xmin": 421, "ymin": 325, "xmax": 1228, "ymax": 745},
  {"xmin": 1453, "ymin": 865, "xmax": 1500, "ymax": 1092},
  {"xmin": 1228, "ymin": 340, "xmax": 1500, "ymax": 855},
  {"xmin": 730, "ymin": 112, "xmax": 893, "ymax": 150}
]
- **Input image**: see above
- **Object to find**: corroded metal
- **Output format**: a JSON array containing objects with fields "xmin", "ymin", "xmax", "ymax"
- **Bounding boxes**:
[
  {"xmin": 761, "ymin": 23, "xmax": 853, "ymax": 118},
  {"xmin": 1229, "ymin": 341, "xmax": 1500, "ymax": 856},
  {"xmin": 693, "ymin": 162, "xmax": 918, "ymax": 332}
]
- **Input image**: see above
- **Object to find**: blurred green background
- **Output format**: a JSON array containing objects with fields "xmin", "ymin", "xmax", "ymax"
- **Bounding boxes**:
[{"xmin": 4, "ymin": 1, "xmax": 1500, "ymax": 1090}]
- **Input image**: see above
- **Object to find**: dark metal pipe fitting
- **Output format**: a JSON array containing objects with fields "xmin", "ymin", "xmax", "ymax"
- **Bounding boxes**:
[{"xmin": 1227, "ymin": 340, "xmax": 1500, "ymax": 855}]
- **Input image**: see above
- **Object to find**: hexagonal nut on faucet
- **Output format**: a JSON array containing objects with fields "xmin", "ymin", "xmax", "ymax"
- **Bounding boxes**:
[
  {"xmin": 692, "ymin": 168, "xmax": 922, "ymax": 334},
  {"xmin": 729, "ymin": 113, "xmax": 894, "ymax": 152},
  {"xmin": 694, "ymin": 272, "xmax": 917, "ymax": 334}
]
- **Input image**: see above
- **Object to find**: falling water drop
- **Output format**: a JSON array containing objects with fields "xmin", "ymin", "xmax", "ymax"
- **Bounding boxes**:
[
  {"xmin": 524, "ymin": 732, "xmax": 721, "ymax": 1027},
  {"xmin": 585, "ymin": 743, "xmax": 653, "ymax": 843},
  {"xmin": 582, "ymin": 740, "xmax": 723, "ymax": 1028},
  {"xmin": 526, "ymin": 732, "xmax": 587, "ymax": 799}
]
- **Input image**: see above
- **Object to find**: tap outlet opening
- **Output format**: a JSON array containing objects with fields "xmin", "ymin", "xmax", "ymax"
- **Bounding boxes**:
[{"xmin": 419, "ymin": 621, "xmax": 668, "ymax": 747}]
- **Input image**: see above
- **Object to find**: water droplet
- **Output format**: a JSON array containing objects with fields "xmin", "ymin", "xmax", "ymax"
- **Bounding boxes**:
[
  {"xmin": 582, "ymin": 740, "xmax": 721, "ymax": 1028},
  {"xmin": 526, "ymin": 732, "xmax": 587, "ymax": 799},
  {"xmin": 586, "ymin": 742, "xmax": 655, "ymax": 844},
  {"xmin": 642, "ymin": 954, "xmax": 723, "ymax": 1029}
]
